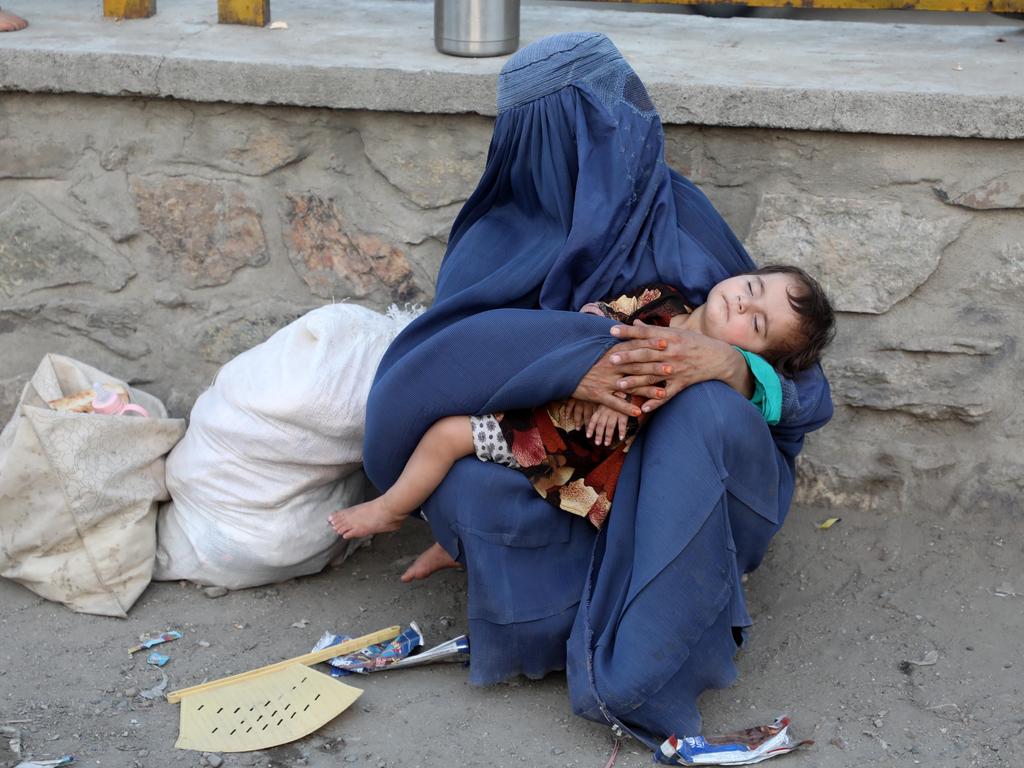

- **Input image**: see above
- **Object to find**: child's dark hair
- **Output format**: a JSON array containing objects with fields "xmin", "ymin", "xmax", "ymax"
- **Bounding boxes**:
[{"xmin": 748, "ymin": 264, "xmax": 836, "ymax": 375}]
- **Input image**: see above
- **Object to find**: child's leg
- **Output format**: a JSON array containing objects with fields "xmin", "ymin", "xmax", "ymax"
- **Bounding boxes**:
[{"xmin": 329, "ymin": 415, "xmax": 475, "ymax": 539}]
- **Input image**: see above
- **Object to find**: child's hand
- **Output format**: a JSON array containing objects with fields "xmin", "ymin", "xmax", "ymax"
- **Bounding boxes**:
[
  {"xmin": 587, "ymin": 404, "xmax": 629, "ymax": 447},
  {"xmin": 566, "ymin": 398, "xmax": 596, "ymax": 430}
]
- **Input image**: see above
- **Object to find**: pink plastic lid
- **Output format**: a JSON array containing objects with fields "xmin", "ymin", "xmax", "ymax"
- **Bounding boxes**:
[{"xmin": 92, "ymin": 383, "xmax": 122, "ymax": 414}]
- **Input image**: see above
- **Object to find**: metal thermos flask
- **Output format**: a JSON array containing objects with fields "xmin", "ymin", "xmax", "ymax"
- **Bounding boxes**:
[{"xmin": 434, "ymin": 0, "xmax": 520, "ymax": 57}]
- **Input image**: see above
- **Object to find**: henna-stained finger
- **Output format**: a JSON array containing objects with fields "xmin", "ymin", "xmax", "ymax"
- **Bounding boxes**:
[
  {"xmin": 610, "ymin": 347, "xmax": 665, "ymax": 365},
  {"xmin": 613, "ymin": 362, "xmax": 673, "ymax": 377},
  {"xmin": 638, "ymin": 397, "xmax": 670, "ymax": 415},
  {"xmin": 598, "ymin": 391, "xmax": 639, "ymax": 417},
  {"xmin": 626, "ymin": 385, "xmax": 667, "ymax": 401},
  {"xmin": 616, "ymin": 374, "xmax": 665, "ymax": 390},
  {"xmin": 610, "ymin": 323, "xmax": 669, "ymax": 341}
]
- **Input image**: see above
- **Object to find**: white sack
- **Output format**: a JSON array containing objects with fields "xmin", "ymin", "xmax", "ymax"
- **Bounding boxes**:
[
  {"xmin": 0, "ymin": 354, "xmax": 185, "ymax": 617},
  {"xmin": 155, "ymin": 303, "xmax": 418, "ymax": 589}
]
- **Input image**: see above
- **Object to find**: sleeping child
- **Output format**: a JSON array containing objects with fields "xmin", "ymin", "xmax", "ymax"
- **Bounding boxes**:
[{"xmin": 329, "ymin": 265, "xmax": 834, "ymax": 561}]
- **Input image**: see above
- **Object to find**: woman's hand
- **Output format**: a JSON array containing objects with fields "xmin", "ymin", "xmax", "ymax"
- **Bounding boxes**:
[
  {"xmin": 573, "ymin": 348, "xmax": 649, "ymax": 417},
  {"xmin": 608, "ymin": 322, "xmax": 754, "ymax": 414}
]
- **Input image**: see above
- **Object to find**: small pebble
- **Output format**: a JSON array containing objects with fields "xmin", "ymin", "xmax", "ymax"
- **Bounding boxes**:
[
  {"xmin": 551, "ymin": 747, "xmax": 565, "ymax": 755},
  {"xmin": 137, "ymin": 750, "xmax": 149, "ymax": 758},
  {"xmin": 198, "ymin": 640, "xmax": 211, "ymax": 648},
  {"xmin": 123, "ymin": 688, "xmax": 138, "ymax": 698},
  {"xmin": 205, "ymin": 754, "xmax": 224, "ymax": 768},
  {"xmin": 344, "ymin": 756, "xmax": 359, "ymax": 763},
  {"xmin": 203, "ymin": 586, "xmax": 228, "ymax": 599}
]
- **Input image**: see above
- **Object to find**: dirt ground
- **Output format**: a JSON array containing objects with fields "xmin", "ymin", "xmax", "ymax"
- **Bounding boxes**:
[{"xmin": 1, "ymin": 500, "xmax": 1020, "ymax": 768}]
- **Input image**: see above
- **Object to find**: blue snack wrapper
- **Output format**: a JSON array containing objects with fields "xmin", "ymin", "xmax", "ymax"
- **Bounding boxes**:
[{"xmin": 311, "ymin": 623, "xmax": 423, "ymax": 676}]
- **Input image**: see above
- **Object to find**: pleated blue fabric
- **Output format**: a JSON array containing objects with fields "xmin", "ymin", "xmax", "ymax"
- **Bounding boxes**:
[{"xmin": 362, "ymin": 32, "xmax": 832, "ymax": 746}]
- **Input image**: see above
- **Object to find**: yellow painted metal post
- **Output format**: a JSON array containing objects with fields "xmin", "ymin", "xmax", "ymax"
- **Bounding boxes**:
[
  {"xmin": 218, "ymin": 0, "xmax": 271, "ymax": 26},
  {"xmin": 103, "ymin": 0, "xmax": 156, "ymax": 18}
]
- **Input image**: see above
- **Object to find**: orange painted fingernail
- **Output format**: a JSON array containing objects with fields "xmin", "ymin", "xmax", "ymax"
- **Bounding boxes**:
[
  {"xmin": 658, "ymin": 340, "xmax": 667, "ymax": 350},
  {"xmin": 632, "ymin": 407, "xmax": 641, "ymax": 416},
  {"xmin": 663, "ymin": 366, "xmax": 672, "ymax": 375},
  {"xmin": 656, "ymin": 389, "xmax": 665, "ymax": 399}
]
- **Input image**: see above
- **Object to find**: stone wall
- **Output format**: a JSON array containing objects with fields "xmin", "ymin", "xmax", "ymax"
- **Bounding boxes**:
[{"xmin": 2, "ymin": 93, "xmax": 1021, "ymax": 512}]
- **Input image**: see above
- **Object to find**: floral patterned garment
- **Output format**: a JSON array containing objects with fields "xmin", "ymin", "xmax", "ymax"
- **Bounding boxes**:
[{"xmin": 496, "ymin": 284, "xmax": 690, "ymax": 529}]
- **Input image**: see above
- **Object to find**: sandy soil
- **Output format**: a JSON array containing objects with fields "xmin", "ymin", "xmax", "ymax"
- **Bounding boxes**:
[{"xmin": 1, "ymin": 502, "xmax": 1020, "ymax": 768}]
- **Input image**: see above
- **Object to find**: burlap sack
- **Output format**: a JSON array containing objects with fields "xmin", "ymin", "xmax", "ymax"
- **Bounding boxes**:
[{"xmin": 0, "ymin": 354, "xmax": 185, "ymax": 617}]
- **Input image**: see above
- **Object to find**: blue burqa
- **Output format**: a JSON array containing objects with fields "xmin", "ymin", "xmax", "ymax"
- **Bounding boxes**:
[{"xmin": 363, "ymin": 33, "xmax": 832, "ymax": 746}]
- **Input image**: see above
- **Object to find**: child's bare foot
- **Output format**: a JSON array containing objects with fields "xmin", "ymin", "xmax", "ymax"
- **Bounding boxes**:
[
  {"xmin": 400, "ymin": 543, "xmax": 461, "ymax": 582},
  {"xmin": 329, "ymin": 497, "xmax": 405, "ymax": 539},
  {"xmin": 0, "ymin": 9, "xmax": 27, "ymax": 32}
]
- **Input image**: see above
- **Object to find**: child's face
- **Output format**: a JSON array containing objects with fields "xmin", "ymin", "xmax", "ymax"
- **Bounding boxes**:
[{"xmin": 697, "ymin": 273, "xmax": 802, "ymax": 356}]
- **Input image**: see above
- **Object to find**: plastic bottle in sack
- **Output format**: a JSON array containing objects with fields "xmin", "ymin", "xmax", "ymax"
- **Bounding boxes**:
[{"xmin": 92, "ymin": 382, "xmax": 150, "ymax": 417}]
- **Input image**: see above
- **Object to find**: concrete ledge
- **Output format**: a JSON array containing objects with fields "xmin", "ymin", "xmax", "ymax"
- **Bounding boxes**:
[{"xmin": 1, "ymin": 0, "xmax": 1023, "ymax": 139}]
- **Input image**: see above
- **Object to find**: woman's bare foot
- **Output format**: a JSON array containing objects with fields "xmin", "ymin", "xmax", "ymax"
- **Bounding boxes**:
[
  {"xmin": 329, "ymin": 497, "xmax": 405, "ymax": 539},
  {"xmin": 400, "ymin": 543, "xmax": 461, "ymax": 582},
  {"xmin": 0, "ymin": 9, "xmax": 28, "ymax": 32}
]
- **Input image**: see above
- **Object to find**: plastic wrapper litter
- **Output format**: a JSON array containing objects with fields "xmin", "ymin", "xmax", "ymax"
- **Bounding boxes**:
[
  {"xmin": 656, "ymin": 717, "xmax": 812, "ymax": 766},
  {"xmin": 312, "ymin": 624, "xmax": 424, "ymax": 675},
  {"xmin": 388, "ymin": 634, "xmax": 469, "ymax": 669}
]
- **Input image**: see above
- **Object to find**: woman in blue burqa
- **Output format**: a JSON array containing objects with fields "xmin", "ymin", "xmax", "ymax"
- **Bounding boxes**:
[{"xmin": 363, "ymin": 32, "xmax": 832, "ymax": 747}]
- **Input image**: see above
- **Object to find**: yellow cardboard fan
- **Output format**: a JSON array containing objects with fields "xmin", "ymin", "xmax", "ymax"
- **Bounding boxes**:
[{"xmin": 168, "ymin": 626, "xmax": 400, "ymax": 753}]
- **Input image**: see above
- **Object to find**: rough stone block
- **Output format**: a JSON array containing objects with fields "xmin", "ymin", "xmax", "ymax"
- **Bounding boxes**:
[
  {"xmin": 357, "ymin": 115, "xmax": 488, "ymax": 209},
  {"xmin": 878, "ymin": 336, "xmax": 1005, "ymax": 356},
  {"xmin": 0, "ymin": 195, "xmax": 135, "ymax": 298},
  {"xmin": 936, "ymin": 171, "xmax": 1024, "ymax": 210},
  {"xmin": 794, "ymin": 450, "xmax": 900, "ymax": 512},
  {"xmin": 284, "ymin": 194, "xmax": 424, "ymax": 303},
  {"xmin": 983, "ymin": 241, "xmax": 1024, "ymax": 295},
  {"xmin": 0, "ymin": 373, "xmax": 30, "ymax": 425},
  {"xmin": 747, "ymin": 193, "xmax": 967, "ymax": 314},
  {"xmin": 69, "ymin": 161, "xmax": 141, "ymax": 243},
  {"xmin": 197, "ymin": 304, "xmax": 315, "ymax": 364},
  {"xmin": 0, "ymin": 302, "xmax": 151, "ymax": 360},
  {"xmin": 130, "ymin": 175, "xmax": 269, "ymax": 288},
  {"xmin": 182, "ymin": 112, "xmax": 310, "ymax": 177},
  {"xmin": 0, "ymin": 99, "xmax": 82, "ymax": 179},
  {"xmin": 828, "ymin": 356, "xmax": 990, "ymax": 423}
]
